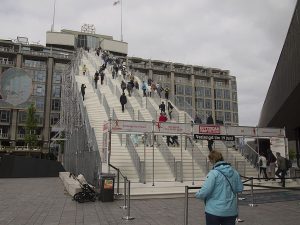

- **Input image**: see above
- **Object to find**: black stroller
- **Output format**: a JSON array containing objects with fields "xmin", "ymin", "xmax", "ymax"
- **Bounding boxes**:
[{"xmin": 71, "ymin": 174, "xmax": 97, "ymax": 203}]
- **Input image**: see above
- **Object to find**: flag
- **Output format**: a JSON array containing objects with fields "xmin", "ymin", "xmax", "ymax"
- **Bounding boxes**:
[{"xmin": 113, "ymin": 0, "xmax": 120, "ymax": 6}]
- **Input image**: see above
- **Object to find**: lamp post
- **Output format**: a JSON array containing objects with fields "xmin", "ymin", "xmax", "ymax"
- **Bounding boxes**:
[{"xmin": 114, "ymin": 0, "xmax": 123, "ymax": 41}]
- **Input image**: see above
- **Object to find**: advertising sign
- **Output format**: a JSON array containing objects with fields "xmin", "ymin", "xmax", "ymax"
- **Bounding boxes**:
[
  {"xmin": 194, "ymin": 134, "xmax": 235, "ymax": 141},
  {"xmin": 111, "ymin": 120, "xmax": 152, "ymax": 133},
  {"xmin": 154, "ymin": 122, "xmax": 189, "ymax": 134}
]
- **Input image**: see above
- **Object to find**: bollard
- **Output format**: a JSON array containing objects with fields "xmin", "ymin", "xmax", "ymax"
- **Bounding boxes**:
[
  {"xmin": 120, "ymin": 177, "xmax": 127, "ymax": 209},
  {"xmin": 116, "ymin": 169, "xmax": 121, "ymax": 195},
  {"xmin": 122, "ymin": 180, "xmax": 135, "ymax": 220},
  {"xmin": 249, "ymin": 177, "xmax": 257, "ymax": 207},
  {"xmin": 184, "ymin": 186, "xmax": 189, "ymax": 225}
]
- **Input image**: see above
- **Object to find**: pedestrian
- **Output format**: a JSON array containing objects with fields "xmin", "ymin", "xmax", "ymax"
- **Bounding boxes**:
[
  {"xmin": 120, "ymin": 93, "xmax": 127, "ymax": 112},
  {"xmin": 159, "ymin": 112, "xmax": 168, "ymax": 123},
  {"xmin": 156, "ymin": 83, "xmax": 163, "ymax": 98},
  {"xmin": 94, "ymin": 70, "xmax": 99, "ymax": 89},
  {"xmin": 127, "ymin": 81, "xmax": 133, "ymax": 97},
  {"xmin": 81, "ymin": 84, "xmax": 86, "ymax": 101},
  {"xmin": 159, "ymin": 101, "xmax": 166, "ymax": 113},
  {"xmin": 171, "ymin": 136, "xmax": 179, "ymax": 147},
  {"xmin": 142, "ymin": 81, "xmax": 147, "ymax": 97},
  {"xmin": 258, "ymin": 153, "xmax": 268, "ymax": 181},
  {"xmin": 164, "ymin": 86, "xmax": 170, "ymax": 99},
  {"xmin": 266, "ymin": 148, "xmax": 277, "ymax": 180},
  {"xmin": 121, "ymin": 80, "xmax": 127, "ymax": 93},
  {"xmin": 195, "ymin": 150, "xmax": 243, "ymax": 225},
  {"xmin": 82, "ymin": 65, "xmax": 87, "ymax": 75},
  {"xmin": 168, "ymin": 102, "xmax": 174, "ymax": 120},
  {"xmin": 206, "ymin": 115, "xmax": 214, "ymax": 151},
  {"xmin": 134, "ymin": 81, "xmax": 139, "ymax": 90},
  {"xmin": 100, "ymin": 71, "xmax": 105, "ymax": 85},
  {"xmin": 275, "ymin": 152, "xmax": 287, "ymax": 187}
]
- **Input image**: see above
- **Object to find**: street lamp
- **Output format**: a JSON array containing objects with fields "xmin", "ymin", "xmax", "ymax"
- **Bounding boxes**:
[{"xmin": 113, "ymin": 0, "xmax": 123, "ymax": 41}]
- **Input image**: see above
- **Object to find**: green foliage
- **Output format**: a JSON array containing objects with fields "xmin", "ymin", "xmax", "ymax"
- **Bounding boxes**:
[
  {"xmin": 24, "ymin": 103, "xmax": 38, "ymax": 149},
  {"xmin": 289, "ymin": 148, "xmax": 296, "ymax": 161}
]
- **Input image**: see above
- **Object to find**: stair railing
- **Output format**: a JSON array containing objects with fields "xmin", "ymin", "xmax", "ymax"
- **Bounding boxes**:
[{"xmin": 145, "ymin": 97, "xmax": 157, "ymax": 120}]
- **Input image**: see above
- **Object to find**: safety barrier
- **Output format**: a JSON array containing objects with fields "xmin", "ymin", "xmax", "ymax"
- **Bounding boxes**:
[{"xmin": 183, "ymin": 175, "xmax": 300, "ymax": 225}]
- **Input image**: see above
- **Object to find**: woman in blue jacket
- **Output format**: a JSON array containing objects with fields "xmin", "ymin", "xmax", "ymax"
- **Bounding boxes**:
[{"xmin": 195, "ymin": 150, "xmax": 243, "ymax": 225}]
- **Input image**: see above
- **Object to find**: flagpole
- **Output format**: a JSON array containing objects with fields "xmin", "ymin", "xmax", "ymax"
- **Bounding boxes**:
[
  {"xmin": 121, "ymin": 0, "xmax": 123, "ymax": 41},
  {"xmin": 51, "ymin": 0, "xmax": 56, "ymax": 32}
]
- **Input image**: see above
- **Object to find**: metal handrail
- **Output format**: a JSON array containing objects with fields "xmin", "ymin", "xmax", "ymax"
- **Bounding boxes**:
[
  {"xmin": 243, "ymin": 142, "xmax": 259, "ymax": 168},
  {"xmin": 169, "ymin": 95, "xmax": 191, "ymax": 122},
  {"xmin": 145, "ymin": 97, "xmax": 157, "ymax": 120},
  {"xmin": 138, "ymin": 110, "xmax": 145, "ymax": 121},
  {"xmin": 102, "ymin": 95, "xmax": 111, "ymax": 118},
  {"xmin": 156, "ymin": 135, "xmax": 176, "ymax": 178},
  {"xmin": 186, "ymin": 137, "xmax": 208, "ymax": 173},
  {"xmin": 126, "ymin": 134, "xmax": 143, "ymax": 182}
]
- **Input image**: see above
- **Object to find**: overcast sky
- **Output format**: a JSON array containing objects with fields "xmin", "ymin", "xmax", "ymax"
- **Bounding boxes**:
[{"xmin": 0, "ymin": 0, "xmax": 297, "ymax": 126}]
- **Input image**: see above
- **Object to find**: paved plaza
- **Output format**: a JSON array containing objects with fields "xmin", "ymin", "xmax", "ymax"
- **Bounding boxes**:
[{"xmin": 0, "ymin": 178, "xmax": 300, "ymax": 225}]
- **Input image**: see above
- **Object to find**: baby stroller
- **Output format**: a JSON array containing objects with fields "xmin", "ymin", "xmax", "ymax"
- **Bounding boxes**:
[{"xmin": 71, "ymin": 174, "xmax": 98, "ymax": 203}]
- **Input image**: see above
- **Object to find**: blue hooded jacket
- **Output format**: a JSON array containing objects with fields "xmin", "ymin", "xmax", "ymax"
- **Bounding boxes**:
[{"xmin": 195, "ymin": 161, "xmax": 243, "ymax": 217}]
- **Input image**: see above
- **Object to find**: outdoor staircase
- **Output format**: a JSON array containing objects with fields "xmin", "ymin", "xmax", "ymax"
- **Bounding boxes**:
[{"xmin": 71, "ymin": 51, "xmax": 299, "ymax": 198}]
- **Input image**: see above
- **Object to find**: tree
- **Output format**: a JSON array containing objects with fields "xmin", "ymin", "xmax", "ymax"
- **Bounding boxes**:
[{"xmin": 24, "ymin": 103, "xmax": 38, "ymax": 149}]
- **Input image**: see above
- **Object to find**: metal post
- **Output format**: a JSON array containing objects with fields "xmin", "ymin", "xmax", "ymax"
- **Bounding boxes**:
[
  {"xmin": 152, "ymin": 120, "xmax": 155, "ymax": 186},
  {"xmin": 116, "ymin": 169, "xmax": 120, "ymax": 195},
  {"xmin": 120, "ymin": 176, "xmax": 127, "ymax": 209},
  {"xmin": 122, "ymin": 180, "xmax": 135, "ymax": 220},
  {"xmin": 144, "ymin": 133, "xmax": 146, "ymax": 184},
  {"xmin": 181, "ymin": 134, "xmax": 183, "ymax": 182},
  {"xmin": 184, "ymin": 186, "xmax": 189, "ymax": 225},
  {"xmin": 249, "ymin": 177, "xmax": 257, "ymax": 207}
]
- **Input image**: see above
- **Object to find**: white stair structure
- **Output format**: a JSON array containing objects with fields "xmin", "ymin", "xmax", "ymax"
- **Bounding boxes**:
[{"xmin": 71, "ymin": 51, "xmax": 293, "ymax": 197}]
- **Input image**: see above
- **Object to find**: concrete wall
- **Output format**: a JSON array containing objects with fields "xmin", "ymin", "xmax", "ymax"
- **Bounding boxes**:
[
  {"xmin": 100, "ymin": 39, "xmax": 128, "ymax": 55},
  {"xmin": 46, "ymin": 32, "xmax": 75, "ymax": 48}
]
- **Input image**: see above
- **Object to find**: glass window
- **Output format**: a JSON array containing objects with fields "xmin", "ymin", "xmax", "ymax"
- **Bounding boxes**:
[
  {"xmin": 232, "ymin": 103, "xmax": 238, "ymax": 112},
  {"xmin": 196, "ymin": 79, "xmax": 207, "ymax": 86},
  {"xmin": 185, "ymin": 86, "xmax": 192, "ymax": 96},
  {"xmin": 232, "ymin": 92, "xmax": 237, "ymax": 101},
  {"xmin": 51, "ymin": 99, "xmax": 61, "ymax": 111},
  {"xmin": 196, "ymin": 98, "xmax": 204, "ymax": 109},
  {"xmin": 224, "ymin": 90, "xmax": 231, "ymax": 99},
  {"xmin": 0, "ymin": 110, "xmax": 10, "ymax": 123},
  {"xmin": 215, "ymin": 100, "xmax": 223, "ymax": 110},
  {"xmin": 205, "ymin": 99, "xmax": 212, "ymax": 109},
  {"xmin": 185, "ymin": 97, "xmax": 192, "ymax": 106},
  {"xmin": 53, "ymin": 72, "xmax": 62, "ymax": 83},
  {"xmin": 205, "ymin": 88, "xmax": 211, "ymax": 97},
  {"xmin": 224, "ymin": 101, "xmax": 231, "ymax": 110},
  {"xmin": 233, "ymin": 113, "xmax": 239, "ymax": 123},
  {"xmin": 35, "ymin": 98, "xmax": 45, "ymax": 111},
  {"xmin": 215, "ymin": 89, "xmax": 223, "ymax": 98},
  {"xmin": 18, "ymin": 111, "xmax": 27, "ymax": 124},
  {"xmin": 34, "ymin": 112, "xmax": 44, "ymax": 125},
  {"xmin": 175, "ymin": 85, "xmax": 184, "ymax": 95},
  {"xmin": 215, "ymin": 81, "xmax": 224, "ymax": 87},
  {"xmin": 195, "ymin": 87, "xmax": 205, "ymax": 97},
  {"xmin": 50, "ymin": 113, "xmax": 60, "ymax": 125},
  {"xmin": 52, "ymin": 85, "xmax": 61, "ymax": 98},
  {"xmin": 34, "ymin": 70, "xmax": 46, "ymax": 82},
  {"xmin": 231, "ymin": 81, "xmax": 237, "ymax": 91},
  {"xmin": 225, "ymin": 112, "xmax": 231, "ymax": 122},
  {"xmin": 175, "ymin": 96, "xmax": 184, "ymax": 108},
  {"xmin": 34, "ymin": 84, "xmax": 45, "ymax": 96},
  {"xmin": 215, "ymin": 111, "xmax": 224, "ymax": 123}
]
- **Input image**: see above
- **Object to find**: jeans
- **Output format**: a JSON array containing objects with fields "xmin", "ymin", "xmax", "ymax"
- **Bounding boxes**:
[{"xmin": 205, "ymin": 212, "xmax": 236, "ymax": 225}]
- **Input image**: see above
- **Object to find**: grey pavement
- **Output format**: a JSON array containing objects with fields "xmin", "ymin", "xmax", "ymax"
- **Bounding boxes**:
[{"xmin": 0, "ymin": 178, "xmax": 300, "ymax": 225}]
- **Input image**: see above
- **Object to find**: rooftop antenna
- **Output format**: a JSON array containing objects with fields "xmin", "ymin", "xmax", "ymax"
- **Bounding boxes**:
[{"xmin": 51, "ymin": 0, "xmax": 56, "ymax": 32}]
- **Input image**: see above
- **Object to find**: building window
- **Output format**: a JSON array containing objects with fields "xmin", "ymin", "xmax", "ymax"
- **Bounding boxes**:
[
  {"xmin": 53, "ymin": 72, "xmax": 62, "ymax": 83},
  {"xmin": 215, "ymin": 100, "xmax": 223, "ymax": 110},
  {"xmin": 215, "ymin": 89, "xmax": 223, "ymax": 99},
  {"xmin": 232, "ymin": 92, "xmax": 237, "ymax": 101},
  {"xmin": 225, "ymin": 112, "xmax": 231, "ymax": 122},
  {"xmin": 205, "ymin": 99, "xmax": 212, "ymax": 109},
  {"xmin": 34, "ymin": 113, "xmax": 44, "ymax": 125},
  {"xmin": 205, "ymin": 88, "xmax": 211, "ymax": 97},
  {"xmin": 233, "ymin": 113, "xmax": 239, "ymax": 123},
  {"xmin": 175, "ymin": 85, "xmax": 184, "ymax": 95},
  {"xmin": 175, "ymin": 96, "xmax": 184, "ymax": 108},
  {"xmin": 231, "ymin": 81, "xmax": 237, "ymax": 91},
  {"xmin": 0, "ymin": 110, "xmax": 10, "ymax": 123},
  {"xmin": 52, "ymin": 85, "xmax": 61, "ymax": 98},
  {"xmin": 50, "ymin": 113, "xmax": 60, "ymax": 125},
  {"xmin": 35, "ymin": 98, "xmax": 45, "ymax": 111},
  {"xmin": 232, "ymin": 103, "xmax": 238, "ymax": 112},
  {"xmin": 185, "ymin": 85, "xmax": 192, "ymax": 96},
  {"xmin": 224, "ymin": 101, "xmax": 231, "ymax": 110},
  {"xmin": 34, "ymin": 70, "xmax": 46, "ymax": 83},
  {"xmin": 215, "ymin": 80, "xmax": 224, "ymax": 87},
  {"xmin": 185, "ymin": 97, "xmax": 192, "ymax": 106},
  {"xmin": 196, "ymin": 98, "xmax": 204, "ymax": 109},
  {"xmin": 33, "ymin": 84, "xmax": 45, "ymax": 96},
  {"xmin": 18, "ymin": 111, "xmax": 27, "ymax": 124},
  {"xmin": 215, "ymin": 111, "xmax": 224, "ymax": 123},
  {"xmin": 51, "ymin": 99, "xmax": 61, "ymax": 111},
  {"xmin": 195, "ymin": 87, "xmax": 204, "ymax": 97},
  {"xmin": 224, "ymin": 90, "xmax": 231, "ymax": 99}
]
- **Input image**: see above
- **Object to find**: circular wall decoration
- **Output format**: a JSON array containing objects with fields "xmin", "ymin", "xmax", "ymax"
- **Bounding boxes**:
[{"xmin": 0, "ymin": 68, "xmax": 32, "ymax": 106}]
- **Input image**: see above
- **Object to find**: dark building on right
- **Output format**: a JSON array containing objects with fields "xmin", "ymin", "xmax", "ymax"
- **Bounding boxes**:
[{"xmin": 258, "ymin": 1, "xmax": 300, "ymax": 163}]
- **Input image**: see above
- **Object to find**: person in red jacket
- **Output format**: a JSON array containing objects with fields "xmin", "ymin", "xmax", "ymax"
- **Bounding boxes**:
[{"xmin": 159, "ymin": 112, "xmax": 168, "ymax": 122}]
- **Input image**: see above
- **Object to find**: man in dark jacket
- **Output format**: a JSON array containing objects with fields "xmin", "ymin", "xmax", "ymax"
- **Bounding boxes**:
[
  {"xmin": 275, "ymin": 152, "xmax": 287, "ymax": 187},
  {"xmin": 94, "ymin": 70, "xmax": 99, "ymax": 89},
  {"xmin": 206, "ymin": 115, "xmax": 214, "ymax": 151},
  {"xmin": 120, "ymin": 93, "xmax": 127, "ymax": 112},
  {"xmin": 159, "ymin": 101, "xmax": 166, "ymax": 113}
]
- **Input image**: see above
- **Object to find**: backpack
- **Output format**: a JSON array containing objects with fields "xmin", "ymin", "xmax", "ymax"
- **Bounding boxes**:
[{"xmin": 285, "ymin": 158, "xmax": 292, "ymax": 170}]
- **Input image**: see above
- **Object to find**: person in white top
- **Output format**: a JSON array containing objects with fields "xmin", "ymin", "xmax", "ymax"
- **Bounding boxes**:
[{"xmin": 258, "ymin": 154, "xmax": 268, "ymax": 181}]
